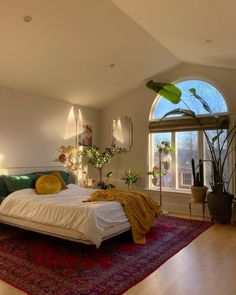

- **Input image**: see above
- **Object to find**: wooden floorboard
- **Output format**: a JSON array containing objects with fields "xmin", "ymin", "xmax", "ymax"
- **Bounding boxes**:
[{"xmin": 0, "ymin": 214, "xmax": 235, "ymax": 295}]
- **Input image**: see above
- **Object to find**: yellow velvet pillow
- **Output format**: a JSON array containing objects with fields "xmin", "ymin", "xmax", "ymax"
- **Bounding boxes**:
[
  {"xmin": 35, "ymin": 175, "xmax": 61, "ymax": 195},
  {"xmin": 36, "ymin": 171, "xmax": 68, "ymax": 190},
  {"xmin": 51, "ymin": 171, "xmax": 68, "ymax": 190}
]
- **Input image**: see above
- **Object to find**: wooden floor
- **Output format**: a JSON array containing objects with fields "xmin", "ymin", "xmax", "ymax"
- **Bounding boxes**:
[{"xmin": 0, "ymin": 215, "xmax": 236, "ymax": 295}]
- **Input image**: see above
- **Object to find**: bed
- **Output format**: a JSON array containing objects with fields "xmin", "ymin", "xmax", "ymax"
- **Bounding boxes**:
[{"xmin": 0, "ymin": 166, "xmax": 130, "ymax": 248}]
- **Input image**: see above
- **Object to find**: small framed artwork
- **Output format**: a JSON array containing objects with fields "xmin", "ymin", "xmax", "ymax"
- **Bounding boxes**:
[{"xmin": 78, "ymin": 124, "xmax": 92, "ymax": 146}]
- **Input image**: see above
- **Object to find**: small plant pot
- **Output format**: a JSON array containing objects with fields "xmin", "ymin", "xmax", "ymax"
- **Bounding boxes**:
[
  {"xmin": 191, "ymin": 185, "xmax": 208, "ymax": 202},
  {"xmin": 162, "ymin": 162, "xmax": 170, "ymax": 170},
  {"xmin": 163, "ymin": 148, "xmax": 170, "ymax": 155},
  {"xmin": 152, "ymin": 177, "xmax": 159, "ymax": 186}
]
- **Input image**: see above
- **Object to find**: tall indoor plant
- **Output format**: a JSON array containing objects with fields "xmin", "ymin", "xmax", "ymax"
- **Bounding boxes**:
[
  {"xmin": 83, "ymin": 145, "xmax": 127, "ymax": 189},
  {"xmin": 146, "ymin": 80, "xmax": 235, "ymax": 222}
]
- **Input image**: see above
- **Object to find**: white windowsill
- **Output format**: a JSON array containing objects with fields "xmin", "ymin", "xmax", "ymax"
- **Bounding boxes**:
[
  {"xmin": 144, "ymin": 187, "xmax": 192, "ymax": 197},
  {"xmin": 144, "ymin": 187, "xmax": 191, "ymax": 195}
]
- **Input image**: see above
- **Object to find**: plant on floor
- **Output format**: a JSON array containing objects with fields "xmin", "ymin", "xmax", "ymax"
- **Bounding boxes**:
[
  {"xmin": 146, "ymin": 80, "xmax": 235, "ymax": 222},
  {"xmin": 122, "ymin": 170, "xmax": 140, "ymax": 190}
]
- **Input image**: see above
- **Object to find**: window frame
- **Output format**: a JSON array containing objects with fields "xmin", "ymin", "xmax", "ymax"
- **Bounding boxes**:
[
  {"xmin": 149, "ymin": 129, "xmax": 228, "ymax": 192},
  {"xmin": 149, "ymin": 114, "xmax": 229, "ymax": 133},
  {"xmin": 148, "ymin": 78, "xmax": 230, "ymax": 192},
  {"xmin": 181, "ymin": 171, "xmax": 192, "ymax": 187}
]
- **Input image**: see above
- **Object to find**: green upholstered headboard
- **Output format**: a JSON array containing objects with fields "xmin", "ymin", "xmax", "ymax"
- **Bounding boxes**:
[{"xmin": 0, "ymin": 166, "xmax": 78, "ymax": 203}]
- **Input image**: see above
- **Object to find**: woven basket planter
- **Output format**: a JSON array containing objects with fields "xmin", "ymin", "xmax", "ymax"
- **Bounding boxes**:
[{"xmin": 191, "ymin": 186, "xmax": 208, "ymax": 202}]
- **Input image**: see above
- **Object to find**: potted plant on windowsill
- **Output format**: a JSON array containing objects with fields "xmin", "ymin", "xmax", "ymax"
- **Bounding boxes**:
[
  {"xmin": 147, "ymin": 166, "xmax": 166, "ymax": 186},
  {"xmin": 161, "ymin": 141, "xmax": 172, "ymax": 155},
  {"xmin": 162, "ymin": 160, "xmax": 171, "ymax": 171},
  {"xmin": 146, "ymin": 80, "xmax": 235, "ymax": 223},
  {"xmin": 191, "ymin": 159, "xmax": 208, "ymax": 202},
  {"xmin": 147, "ymin": 166, "xmax": 158, "ymax": 186}
]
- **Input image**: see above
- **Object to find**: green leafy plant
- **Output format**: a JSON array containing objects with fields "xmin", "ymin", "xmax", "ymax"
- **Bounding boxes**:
[
  {"xmin": 147, "ymin": 141, "xmax": 173, "ymax": 181},
  {"xmin": 146, "ymin": 81, "xmax": 181, "ymax": 103},
  {"xmin": 147, "ymin": 166, "xmax": 159, "ymax": 178},
  {"xmin": 146, "ymin": 80, "xmax": 234, "ymax": 194},
  {"xmin": 147, "ymin": 166, "xmax": 167, "ymax": 178},
  {"xmin": 191, "ymin": 159, "xmax": 204, "ymax": 187},
  {"xmin": 157, "ymin": 141, "xmax": 173, "ymax": 154},
  {"xmin": 122, "ymin": 170, "xmax": 139, "ymax": 189},
  {"xmin": 162, "ymin": 160, "xmax": 171, "ymax": 171},
  {"xmin": 97, "ymin": 172, "xmax": 115, "ymax": 190},
  {"xmin": 83, "ymin": 145, "xmax": 127, "ymax": 188}
]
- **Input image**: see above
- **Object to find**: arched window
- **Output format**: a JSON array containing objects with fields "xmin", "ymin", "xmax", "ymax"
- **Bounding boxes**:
[{"xmin": 149, "ymin": 79, "xmax": 229, "ymax": 191}]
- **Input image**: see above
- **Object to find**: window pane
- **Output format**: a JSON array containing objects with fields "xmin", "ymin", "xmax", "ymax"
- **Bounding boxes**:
[
  {"xmin": 151, "ymin": 133, "xmax": 173, "ymax": 189},
  {"xmin": 204, "ymin": 130, "xmax": 227, "ymax": 189},
  {"xmin": 152, "ymin": 80, "xmax": 228, "ymax": 119},
  {"xmin": 176, "ymin": 131, "xmax": 198, "ymax": 189}
]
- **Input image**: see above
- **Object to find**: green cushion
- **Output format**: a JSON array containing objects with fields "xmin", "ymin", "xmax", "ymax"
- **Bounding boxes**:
[
  {"xmin": 0, "ymin": 171, "xmax": 70, "ymax": 195},
  {"xmin": 39, "ymin": 171, "xmax": 70, "ymax": 185},
  {"xmin": 59, "ymin": 171, "xmax": 70, "ymax": 184},
  {"xmin": 2, "ymin": 173, "xmax": 37, "ymax": 193},
  {"xmin": 0, "ymin": 176, "xmax": 9, "ymax": 199}
]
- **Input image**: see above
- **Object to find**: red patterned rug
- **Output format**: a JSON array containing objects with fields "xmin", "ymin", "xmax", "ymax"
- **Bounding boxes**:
[{"xmin": 0, "ymin": 216, "xmax": 212, "ymax": 295}]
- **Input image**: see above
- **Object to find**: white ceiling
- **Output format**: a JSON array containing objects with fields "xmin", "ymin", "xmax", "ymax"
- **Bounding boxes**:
[
  {"xmin": 0, "ymin": 0, "xmax": 235, "ymax": 109},
  {"xmin": 113, "ymin": 0, "xmax": 236, "ymax": 69}
]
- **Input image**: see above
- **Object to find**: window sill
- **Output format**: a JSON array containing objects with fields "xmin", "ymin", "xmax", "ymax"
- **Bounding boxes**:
[
  {"xmin": 145, "ymin": 187, "xmax": 191, "ymax": 195},
  {"xmin": 144, "ymin": 187, "xmax": 191, "ymax": 195}
]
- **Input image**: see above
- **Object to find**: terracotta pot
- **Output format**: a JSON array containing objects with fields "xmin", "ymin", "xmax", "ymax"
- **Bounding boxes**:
[{"xmin": 191, "ymin": 185, "xmax": 208, "ymax": 202}]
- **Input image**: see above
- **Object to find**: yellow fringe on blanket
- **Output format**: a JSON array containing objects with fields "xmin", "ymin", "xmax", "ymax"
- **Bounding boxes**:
[{"xmin": 85, "ymin": 188, "xmax": 162, "ymax": 244}]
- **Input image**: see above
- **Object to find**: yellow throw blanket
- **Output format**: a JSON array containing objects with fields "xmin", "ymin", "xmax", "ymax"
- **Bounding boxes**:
[{"xmin": 85, "ymin": 188, "xmax": 162, "ymax": 244}]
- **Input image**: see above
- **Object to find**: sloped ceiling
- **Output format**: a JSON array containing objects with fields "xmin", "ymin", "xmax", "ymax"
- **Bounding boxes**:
[
  {"xmin": 0, "ymin": 0, "xmax": 235, "ymax": 109},
  {"xmin": 112, "ymin": 0, "xmax": 236, "ymax": 69}
]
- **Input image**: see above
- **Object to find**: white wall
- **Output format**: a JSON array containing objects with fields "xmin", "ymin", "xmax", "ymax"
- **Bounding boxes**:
[
  {"xmin": 100, "ymin": 63, "xmax": 236, "ymax": 216},
  {"xmin": 0, "ymin": 86, "xmax": 100, "ymax": 167}
]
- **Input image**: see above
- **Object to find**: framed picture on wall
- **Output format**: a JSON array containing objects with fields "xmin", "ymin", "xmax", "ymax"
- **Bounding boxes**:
[
  {"xmin": 78, "ymin": 124, "xmax": 92, "ymax": 146},
  {"xmin": 111, "ymin": 116, "xmax": 132, "ymax": 151}
]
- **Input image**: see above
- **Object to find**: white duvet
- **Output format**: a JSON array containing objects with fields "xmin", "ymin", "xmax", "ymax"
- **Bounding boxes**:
[{"xmin": 0, "ymin": 184, "xmax": 129, "ymax": 247}]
